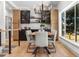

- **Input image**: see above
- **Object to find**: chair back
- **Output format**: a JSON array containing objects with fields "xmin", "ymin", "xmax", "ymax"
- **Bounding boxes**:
[
  {"xmin": 26, "ymin": 30, "xmax": 31, "ymax": 42},
  {"xmin": 35, "ymin": 32, "xmax": 48, "ymax": 47},
  {"xmin": 51, "ymin": 30, "xmax": 57, "ymax": 44}
]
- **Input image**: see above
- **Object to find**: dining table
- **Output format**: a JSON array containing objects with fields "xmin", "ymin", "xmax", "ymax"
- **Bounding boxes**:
[{"xmin": 30, "ymin": 31, "xmax": 52, "ymax": 36}]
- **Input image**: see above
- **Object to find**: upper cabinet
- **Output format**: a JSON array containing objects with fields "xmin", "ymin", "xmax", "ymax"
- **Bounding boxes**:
[
  {"xmin": 51, "ymin": 9, "xmax": 58, "ymax": 30},
  {"xmin": 41, "ymin": 10, "xmax": 50, "ymax": 24},
  {"xmin": 13, "ymin": 10, "xmax": 20, "ymax": 41},
  {"xmin": 20, "ymin": 10, "xmax": 30, "ymax": 24}
]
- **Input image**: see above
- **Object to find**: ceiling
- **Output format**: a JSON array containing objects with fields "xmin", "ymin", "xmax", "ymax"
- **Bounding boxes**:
[
  {"xmin": 11, "ymin": 1, "xmax": 60, "ymax": 10},
  {"xmin": 10, "ymin": 1, "xmax": 60, "ymax": 17}
]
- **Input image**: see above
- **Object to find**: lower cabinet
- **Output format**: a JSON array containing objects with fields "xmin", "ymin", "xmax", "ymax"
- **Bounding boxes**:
[{"xmin": 19, "ymin": 29, "xmax": 27, "ymax": 41}]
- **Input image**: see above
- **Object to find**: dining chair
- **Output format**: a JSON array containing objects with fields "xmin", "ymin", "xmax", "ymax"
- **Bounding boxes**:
[
  {"xmin": 48, "ymin": 30, "xmax": 57, "ymax": 53},
  {"xmin": 26, "ymin": 30, "xmax": 35, "ymax": 53},
  {"xmin": 32, "ymin": 31, "xmax": 50, "ymax": 56}
]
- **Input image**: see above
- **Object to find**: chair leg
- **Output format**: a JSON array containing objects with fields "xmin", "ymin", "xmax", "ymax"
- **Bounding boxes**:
[
  {"xmin": 27, "ymin": 43, "xmax": 31, "ymax": 53},
  {"xmin": 48, "ymin": 43, "xmax": 54, "ymax": 49},
  {"xmin": 32, "ymin": 47, "xmax": 39, "ymax": 57},
  {"xmin": 52, "ymin": 43, "xmax": 56, "ymax": 53},
  {"xmin": 44, "ymin": 47, "xmax": 51, "ymax": 54},
  {"xmin": 29, "ymin": 43, "xmax": 35, "ymax": 49}
]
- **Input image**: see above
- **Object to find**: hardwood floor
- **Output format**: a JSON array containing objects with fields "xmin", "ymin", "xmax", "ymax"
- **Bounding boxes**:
[{"xmin": 5, "ymin": 40, "xmax": 75, "ymax": 57}]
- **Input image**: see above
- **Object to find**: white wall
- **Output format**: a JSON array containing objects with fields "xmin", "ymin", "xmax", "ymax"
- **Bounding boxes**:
[
  {"xmin": 5, "ymin": 2, "xmax": 17, "ymax": 41},
  {"xmin": 20, "ymin": 23, "xmax": 41, "ymax": 29},
  {"xmin": 5, "ymin": 1, "xmax": 14, "ymax": 17},
  {"xmin": 58, "ymin": 1, "xmax": 73, "ymax": 12},
  {"xmin": 0, "ymin": 2, "xmax": 5, "ymax": 44},
  {"xmin": 20, "ymin": 23, "xmax": 51, "ymax": 30},
  {"xmin": 0, "ymin": 2, "xmax": 4, "ymax": 29}
]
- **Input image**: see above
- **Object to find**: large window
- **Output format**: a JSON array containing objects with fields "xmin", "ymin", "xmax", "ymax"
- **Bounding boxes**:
[
  {"xmin": 62, "ymin": 12, "xmax": 65, "ymax": 36},
  {"xmin": 61, "ymin": 3, "xmax": 79, "ymax": 43},
  {"xmin": 76, "ymin": 4, "xmax": 79, "ymax": 42},
  {"xmin": 66, "ymin": 7, "xmax": 75, "ymax": 40}
]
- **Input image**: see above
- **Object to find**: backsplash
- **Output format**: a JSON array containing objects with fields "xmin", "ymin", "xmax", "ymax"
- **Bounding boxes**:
[{"xmin": 20, "ymin": 23, "xmax": 51, "ymax": 30}]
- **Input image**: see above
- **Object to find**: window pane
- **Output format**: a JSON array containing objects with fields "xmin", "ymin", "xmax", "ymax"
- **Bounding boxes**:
[
  {"xmin": 62, "ymin": 12, "xmax": 65, "ymax": 36},
  {"xmin": 76, "ymin": 4, "xmax": 79, "ymax": 42},
  {"xmin": 66, "ymin": 7, "xmax": 75, "ymax": 40}
]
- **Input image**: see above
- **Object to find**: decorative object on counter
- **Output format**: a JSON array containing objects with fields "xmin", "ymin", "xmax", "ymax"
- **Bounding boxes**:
[{"xmin": 40, "ymin": 23, "xmax": 45, "ymax": 31}]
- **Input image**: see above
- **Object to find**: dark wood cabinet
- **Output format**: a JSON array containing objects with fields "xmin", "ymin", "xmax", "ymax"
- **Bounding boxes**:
[
  {"xmin": 19, "ymin": 29, "xmax": 27, "ymax": 41},
  {"xmin": 41, "ymin": 10, "xmax": 50, "ymax": 24},
  {"xmin": 21, "ymin": 10, "xmax": 30, "ymax": 24},
  {"xmin": 0, "ymin": 32, "xmax": 1, "ymax": 46},
  {"xmin": 19, "ymin": 10, "xmax": 30, "ymax": 41}
]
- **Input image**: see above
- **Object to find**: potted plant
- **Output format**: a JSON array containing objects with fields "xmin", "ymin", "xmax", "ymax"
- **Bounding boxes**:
[{"xmin": 40, "ymin": 23, "xmax": 45, "ymax": 31}]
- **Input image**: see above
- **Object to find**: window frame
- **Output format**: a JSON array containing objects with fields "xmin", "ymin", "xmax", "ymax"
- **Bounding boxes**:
[{"xmin": 61, "ymin": 3, "xmax": 79, "ymax": 42}]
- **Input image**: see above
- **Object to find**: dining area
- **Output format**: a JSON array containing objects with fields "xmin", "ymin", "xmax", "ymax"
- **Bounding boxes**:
[
  {"xmin": 26, "ymin": 27, "xmax": 57, "ymax": 57},
  {"xmin": 3, "ymin": 1, "xmax": 77, "ymax": 57}
]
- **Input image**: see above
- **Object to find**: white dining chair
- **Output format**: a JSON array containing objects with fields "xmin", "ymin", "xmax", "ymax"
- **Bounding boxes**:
[
  {"xmin": 32, "ymin": 31, "xmax": 50, "ymax": 56},
  {"xmin": 48, "ymin": 30, "xmax": 57, "ymax": 53},
  {"xmin": 26, "ymin": 30, "xmax": 35, "ymax": 53}
]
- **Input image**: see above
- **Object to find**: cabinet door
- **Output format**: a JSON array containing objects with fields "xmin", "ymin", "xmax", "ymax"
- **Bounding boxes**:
[
  {"xmin": 13, "ymin": 10, "xmax": 20, "ymax": 41},
  {"xmin": 51, "ymin": 9, "xmax": 58, "ymax": 31},
  {"xmin": 51, "ymin": 9, "xmax": 58, "ymax": 40},
  {"xmin": 21, "ymin": 10, "xmax": 30, "ymax": 23},
  {"xmin": 19, "ymin": 30, "xmax": 27, "ymax": 41}
]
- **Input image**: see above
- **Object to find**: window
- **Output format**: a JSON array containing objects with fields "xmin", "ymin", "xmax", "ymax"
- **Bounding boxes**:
[
  {"xmin": 76, "ymin": 4, "xmax": 79, "ymax": 42},
  {"xmin": 66, "ymin": 7, "xmax": 75, "ymax": 40},
  {"xmin": 62, "ymin": 12, "xmax": 65, "ymax": 36},
  {"xmin": 61, "ymin": 3, "xmax": 79, "ymax": 43}
]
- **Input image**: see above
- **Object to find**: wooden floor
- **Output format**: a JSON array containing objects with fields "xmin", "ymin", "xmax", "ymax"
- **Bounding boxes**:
[{"xmin": 5, "ymin": 40, "xmax": 75, "ymax": 57}]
